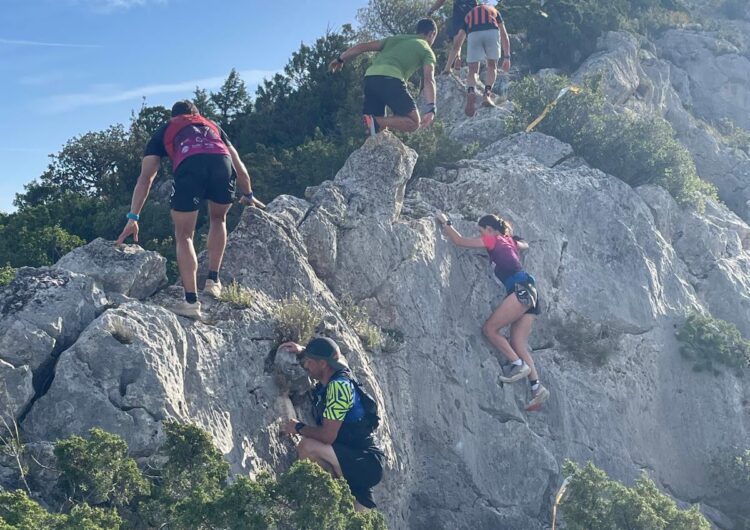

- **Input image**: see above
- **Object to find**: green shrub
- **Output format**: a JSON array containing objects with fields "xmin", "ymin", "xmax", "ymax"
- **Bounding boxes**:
[
  {"xmin": 218, "ymin": 281, "xmax": 254, "ymax": 308},
  {"xmin": 560, "ymin": 460, "xmax": 711, "ymax": 530},
  {"xmin": 500, "ymin": 0, "xmax": 692, "ymax": 71},
  {"xmin": 507, "ymin": 74, "xmax": 717, "ymax": 207},
  {"xmin": 341, "ymin": 296, "xmax": 384, "ymax": 350},
  {"xmin": 0, "ymin": 490, "xmax": 122, "ymax": 530},
  {"xmin": 552, "ymin": 314, "xmax": 621, "ymax": 366},
  {"xmin": 381, "ymin": 329, "xmax": 405, "ymax": 354},
  {"xmin": 0, "ymin": 266, "xmax": 14, "ymax": 288},
  {"xmin": 275, "ymin": 295, "xmax": 323, "ymax": 345},
  {"xmin": 676, "ymin": 311, "xmax": 750, "ymax": 374},
  {"xmin": 711, "ymin": 448, "xmax": 750, "ymax": 529},
  {"xmin": 1, "ymin": 423, "xmax": 388, "ymax": 529},
  {"xmin": 397, "ymin": 121, "xmax": 479, "ymax": 179},
  {"xmin": 54, "ymin": 428, "xmax": 149, "ymax": 507}
]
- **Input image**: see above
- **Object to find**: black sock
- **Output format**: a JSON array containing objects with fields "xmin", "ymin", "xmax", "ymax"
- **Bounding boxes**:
[
  {"xmin": 529, "ymin": 379, "xmax": 539, "ymax": 388},
  {"xmin": 208, "ymin": 270, "xmax": 219, "ymax": 282},
  {"xmin": 467, "ymin": 86, "xmax": 476, "ymax": 94},
  {"xmin": 185, "ymin": 292, "xmax": 198, "ymax": 304},
  {"xmin": 485, "ymin": 85, "xmax": 492, "ymax": 95}
]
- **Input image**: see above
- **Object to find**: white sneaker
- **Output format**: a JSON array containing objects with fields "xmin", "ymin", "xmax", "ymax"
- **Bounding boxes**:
[
  {"xmin": 171, "ymin": 300, "xmax": 203, "ymax": 319},
  {"xmin": 203, "ymin": 279, "xmax": 222, "ymax": 298},
  {"xmin": 498, "ymin": 362, "xmax": 531, "ymax": 383}
]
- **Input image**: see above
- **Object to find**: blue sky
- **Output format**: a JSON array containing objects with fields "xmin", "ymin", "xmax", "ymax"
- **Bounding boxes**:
[{"xmin": 0, "ymin": 0, "xmax": 370, "ymax": 212}]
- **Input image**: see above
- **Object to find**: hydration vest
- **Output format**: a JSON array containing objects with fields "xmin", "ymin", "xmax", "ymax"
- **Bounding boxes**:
[
  {"xmin": 312, "ymin": 370, "xmax": 381, "ymax": 449},
  {"xmin": 162, "ymin": 115, "xmax": 230, "ymax": 170}
]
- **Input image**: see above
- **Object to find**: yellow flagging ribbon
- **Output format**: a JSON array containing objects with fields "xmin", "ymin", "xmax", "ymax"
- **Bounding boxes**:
[{"xmin": 525, "ymin": 85, "xmax": 581, "ymax": 133}]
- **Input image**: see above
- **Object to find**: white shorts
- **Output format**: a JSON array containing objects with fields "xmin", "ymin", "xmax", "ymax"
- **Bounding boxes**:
[{"xmin": 466, "ymin": 28, "xmax": 501, "ymax": 64}]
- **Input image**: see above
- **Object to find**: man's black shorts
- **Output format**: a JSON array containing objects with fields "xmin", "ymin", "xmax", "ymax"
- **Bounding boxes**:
[
  {"xmin": 363, "ymin": 75, "xmax": 417, "ymax": 118},
  {"xmin": 333, "ymin": 443, "xmax": 384, "ymax": 509},
  {"xmin": 170, "ymin": 154, "xmax": 235, "ymax": 212}
]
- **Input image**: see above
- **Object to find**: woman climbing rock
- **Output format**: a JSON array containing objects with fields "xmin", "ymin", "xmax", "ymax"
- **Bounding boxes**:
[{"xmin": 436, "ymin": 212, "xmax": 550, "ymax": 411}]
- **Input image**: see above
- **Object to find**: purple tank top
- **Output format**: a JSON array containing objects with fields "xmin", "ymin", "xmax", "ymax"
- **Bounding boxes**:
[{"xmin": 482, "ymin": 234, "xmax": 522, "ymax": 282}]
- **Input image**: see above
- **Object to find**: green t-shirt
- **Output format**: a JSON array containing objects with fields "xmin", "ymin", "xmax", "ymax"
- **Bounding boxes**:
[{"xmin": 365, "ymin": 35, "xmax": 437, "ymax": 82}]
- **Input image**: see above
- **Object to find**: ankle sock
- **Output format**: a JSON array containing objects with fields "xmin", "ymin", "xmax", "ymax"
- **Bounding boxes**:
[
  {"xmin": 185, "ymin": 292, "xmax": 198, "ymax": 304},
  {"xmin": 484, "ymin": 85, "xmax": 492, "ymax": 95},
  {"xmin": 467, "ymin": 86, "xmax": 476, "ymax": 94},
  {"xmin": 511, "ymin": 359, "xmax": 523, "ymax": 367},
  {"xmin": 529, "ymin": 379, "xmax": 540, "ymax": 391},
  {"xmin": 208, "ymin": 270, "xmax": 219, "ymax": 282}
]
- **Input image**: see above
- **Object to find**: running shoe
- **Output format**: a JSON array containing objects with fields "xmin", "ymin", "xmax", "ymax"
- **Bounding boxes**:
[
  {"xmin": 363, "ymin": 114, "xmax": 378, "ymax": 137},
  {"xmin": 525, "ymin": 384, "xmax": 550, "ymax": 412},
  {"xmin": 203, "ymin": 279, "xmax": 222, "ymax": 298},
  {"xmin": 171, "ymin": 300, "xmax": 203, "ymax": 319},
  {"xmin": 498, "ymin": 362, "xmax": 531, "ymax": 383}
]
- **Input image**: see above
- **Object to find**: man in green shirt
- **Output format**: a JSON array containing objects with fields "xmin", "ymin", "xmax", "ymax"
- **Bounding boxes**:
[{"xmin": 329, "ymin": 18, "xmax": 438, "ymax": 136}]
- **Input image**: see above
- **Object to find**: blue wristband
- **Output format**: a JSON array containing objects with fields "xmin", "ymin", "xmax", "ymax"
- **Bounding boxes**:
[
  {"xmin": 126, "ymin": 212, "xmax": 140, "ymax": 221},
  {"xmin": 243, "ymin": 192, "xmax": 254, "ymax": 202},
  {"xmin": 425, "ymin": 103, "xmax": 436, "ymax": 115}
]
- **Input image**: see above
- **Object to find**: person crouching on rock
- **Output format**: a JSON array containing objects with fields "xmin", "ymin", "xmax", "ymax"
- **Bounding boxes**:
[
  {"xmin": 280, "ymin": 337, "xmax": 385, "ymax": 510},
  {"xmin": 436, "ymin": 212, "xmax": 550, "ymax": 411},
  {"xmin": 328, "ymin": 18, "xmax": 438, "ymax": 137}
]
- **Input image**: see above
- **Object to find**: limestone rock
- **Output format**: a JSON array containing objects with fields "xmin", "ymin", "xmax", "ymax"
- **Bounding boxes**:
[
  {"xmin": 55, "ymin": 237, "xmax": 167, "ymax": 299},
  {"xmin": 657, "ymin": 29, "xmax": 750, "ymax": 129},
  {"xmin": 477, "ymin": 132, "xmax": 574, "ymax": 168},
  {"xmin": 0, "ymin": 268, "xmax": 106, "ymax": 418}
]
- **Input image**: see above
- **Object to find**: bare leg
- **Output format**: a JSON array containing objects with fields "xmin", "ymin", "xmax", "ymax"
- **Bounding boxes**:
[
  {"xmin": 171, "ymin": 209, "xmax": 200, "ymax": 295},
  {"xmin": 443, "ymin": 32, "xmax": 467, "ymax": 74},
  {"xmin": 206, "ymin": 201, "xmax": 232, "ymax": 273},
  {"xmin": 467, "ymin": 62, "xmax": 480, "ymax": 90},
  {"xmin": 297, "ymin": 438, "xmax": 344, "ymax": 478},
  {"xmin": 483, "ymin": 294, "xmax": 529, "ymax": 363},
  {"xmin": 482, "ymin": 59, "xmax": 498, "ymax": 105},
  {"xmin": 510, "ymin": 314, "xmax": 539, "ymax": 380},
  {"xmin": 375, "ymin": 110, "xmax": 420, "ymax": 133}
]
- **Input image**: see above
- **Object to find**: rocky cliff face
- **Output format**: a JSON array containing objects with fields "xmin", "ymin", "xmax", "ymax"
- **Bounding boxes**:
[{"xmin": 2, "ymin": 15, "xmax": 750, "ymax": 530}]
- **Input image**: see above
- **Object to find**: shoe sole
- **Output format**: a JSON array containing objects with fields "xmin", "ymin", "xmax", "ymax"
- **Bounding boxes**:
[
  {"xmin": 498, "ymin": 364, "xmax": 531, "ymax": 383},
  {"xmin": 170, "ymin": 307, "xmax": 203, "ymax": 319}
]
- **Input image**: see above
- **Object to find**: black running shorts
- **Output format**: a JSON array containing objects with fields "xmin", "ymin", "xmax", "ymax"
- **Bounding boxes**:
[
  {"xmin": 333, "ymin": 443, "xmax": 384, "ymax": 509},
  {"xmin": 363, "ymin": 75, "xmax": 417, "ymax": 118},
  {"xmin": 170, "ymin": 154, "xmax": 235, "ymax": 212}
]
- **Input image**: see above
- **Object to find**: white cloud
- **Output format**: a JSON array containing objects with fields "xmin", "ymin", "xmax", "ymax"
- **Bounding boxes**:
[
  {"xmin": 40, "ymin": 70, "xmax": 278, "ymax": 113},
  {"xmin": 72, "ymin": 0, "xmax": 166, "ymax": 12},
  {"xmin": 0, "ymin": 38, "xmax": 101, "ymax": 48}
]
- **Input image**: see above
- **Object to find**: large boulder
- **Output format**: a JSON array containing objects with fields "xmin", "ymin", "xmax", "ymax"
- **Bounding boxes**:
[
  {"xmin": 55, "ymin": 237, "xmax": 167, "ymax": 299},
  {"xmin": 0, "ymin": 268, "xmax": 106, "ymax": 418}
]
